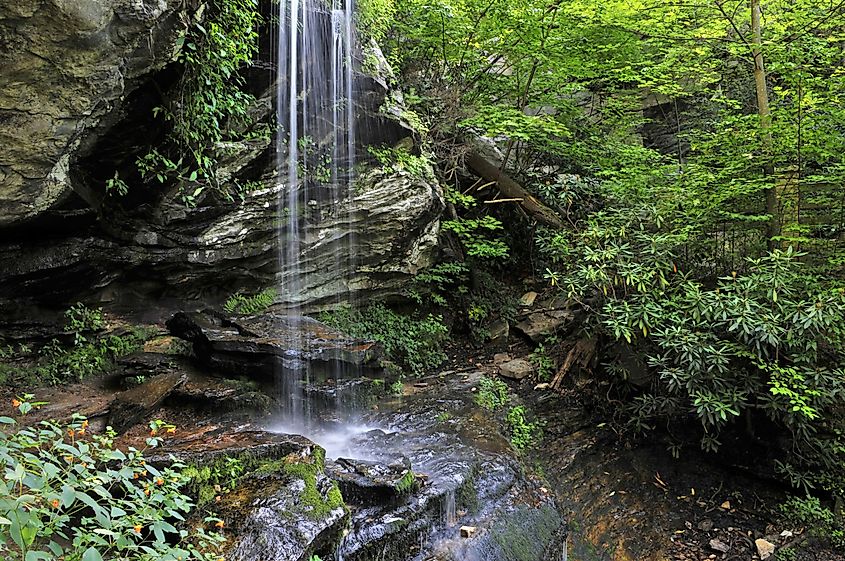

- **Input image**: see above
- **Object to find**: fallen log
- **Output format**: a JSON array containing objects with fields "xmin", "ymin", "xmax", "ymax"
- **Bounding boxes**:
[
  {"xmin": 465, "ymin": 150, "xmax": 566, "ymax": 229},
  {"xmin": 107, "ymin": 371, "xmax": 186, "ymax": 433},
  {"xmin": 551, "ymin": 337, "xmax": 597, "ymax": 390}
]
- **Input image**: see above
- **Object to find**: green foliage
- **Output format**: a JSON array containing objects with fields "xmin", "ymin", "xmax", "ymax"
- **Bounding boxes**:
[
  {"xmin": 367, "ymin": 145, "xmax": 432, "ymax": 179},
  {"xmin": 64, "ymin": 304, "xmax": 105, "ymax": 346},
  {"xmin": 0, "ymin": 311, "xmax": 155, "ymax": 387},
  {"xmin": 442, "ymin": 216, "xmax": 509, "ymax": 260},
  {"xmin": 389, "ymin": 0, "xmax": 845, "ymax": 499},
  {"xmin": 393, "ymin": 470, "xmax": 416, "ymax": 494},
  {"xmin": 389, "ymin": 379, "xmax": 405, "ymax": 395},
  {"xmin": 408, "ymin": 262, "xmax": 470, "ymax": 307},
  {"xmin": 549, "ymin": 198, "xmax": 845, "ymax": 484},
  {"xmin": 34, "ymin": 332, "xmax": 149, "ymax": 386},
  {"xmin": 135, "ymin": 0, "xmax": 260, "ymax": 205},
  {"xmin": 223, "ymin": 288, "xmax": 277, "ymax": 315},
  {"xmin": 105, "ymin": 172, "xmax": 129, "ymax": 197},
  {"xmin": 182, "ymin": 457, "xmax": 247, "ymax": 507},
  {"xmin": 529, "ymin": 341, "xmax": 556, "ymax": 382},
  {"xmin": 356, "ymin": 0, "xmax": 397, "ymax": 43},
  {"xmin": 0, "ymin": 405, "xmax": 225, "ymax": 561},
  {"xmin": 474, "ymin": 376, "xmax": 509, "ymax": 411},
  {"xmin": 505, "ymin": 405, "xmax": 543, "ymax": 451},
  {"xmin": 320, "ymin": 304, "xmax": 448, "ymax": 375},
  {"xmin": 779, "ymin": 496, "xmax": 845, "ymax": 550}
]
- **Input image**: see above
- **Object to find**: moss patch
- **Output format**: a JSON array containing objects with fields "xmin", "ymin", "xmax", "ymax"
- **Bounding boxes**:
[
  {"xmin": 393, "ymin": 469, "xmax": 416, "ymax": 495},
  {"xmin": 281, "ymin": 455, "xmax": 345, "ymax": 519},
  {"xmin": 183, "ymin": 452, "xmax": 290, "ymax": 506}
]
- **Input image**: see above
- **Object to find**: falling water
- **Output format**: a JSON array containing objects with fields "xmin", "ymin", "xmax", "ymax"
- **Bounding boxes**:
[
  {"xmin": 441, "ymin": 489, "xmax": 457, "ymax": 527},
  {"xmin": 274, "ymin": 0, "xmax": 358, "ymax": 431},
  {"xmin": 276, "ymin": 0, "xmax": 355, "ymax": 311}
]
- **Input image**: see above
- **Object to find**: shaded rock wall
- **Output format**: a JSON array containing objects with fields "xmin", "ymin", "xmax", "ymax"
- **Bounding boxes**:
[
  {"xmin": 0, "ymin": 2, "xmax": 443, "ymax": 311},
  {"xmin": 0, "ymin": 0, "xmax": 189, "ymax": 226}
]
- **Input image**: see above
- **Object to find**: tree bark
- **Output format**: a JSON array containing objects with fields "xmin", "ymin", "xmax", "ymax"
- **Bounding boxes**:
[
  {"xmin": 465, "ymin": 150, "xmax": 565, "ymax": 229},
  {"xmin": 751, "ymin": 0, "xmax": 780, "ymax": 248}
]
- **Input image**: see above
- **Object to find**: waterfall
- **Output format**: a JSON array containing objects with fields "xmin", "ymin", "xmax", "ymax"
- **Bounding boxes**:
[
  {"xmin": 274, "ymin": 0, "xmax": 357, "ymax": 428},
  {"xmin": 276, "ymin": 0, "xmax": 356, "ymax": 311}
]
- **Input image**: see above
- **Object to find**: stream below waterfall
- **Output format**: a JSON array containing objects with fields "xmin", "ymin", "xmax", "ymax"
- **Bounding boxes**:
[{"xmin": 260, "ymin": 369, "xmax": 568, "ymax": 561}]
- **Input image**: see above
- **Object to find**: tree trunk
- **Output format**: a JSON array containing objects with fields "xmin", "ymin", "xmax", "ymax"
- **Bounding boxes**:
[
  {"xmin": 751, "ymin": 0, "xmax": 780, "ymax": 248},
  {"xmin": 465, "ymin": 150, "xmax": 565, "ymax": 229}
]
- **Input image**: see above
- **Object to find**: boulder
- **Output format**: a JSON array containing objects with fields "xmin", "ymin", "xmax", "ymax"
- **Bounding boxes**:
[
  {"xmin": 0, "ymin": 34, "xmax": 444, "ymax": 310},
  {"xmin": 755, "ymin": 538, "xmax": 775, "ymax": 560},
  {"xmin": 498, "ymin": 358, "xmax": 534, "ymax": 381},
  {"xmin": 327, "ymin": 456, "xmax": 416, "ymax": 506},
  {"xmin": 485, "ymin": 318, "xmax": 509, "ymax": 344},
  {"xmin": 514, "ymin": 310, "xmax": 574, "ymax": 343},
  {"xmin": 107, "ymin": 370, "xmax": 186, "ymax": 433},
  {"xmin": 0, "ymin": 0, "xmax": 187, "ymax": 227},
  {"xmin": 493, "ymin": 353, "xmax": 512, "ymax": 365},
  {"xmin": 519, "ymin": 291, "xmax": 538, "ymax": 307},
  {"xmin": 276, "ymin": 166, "xmax": 443, "ymax": 310}
]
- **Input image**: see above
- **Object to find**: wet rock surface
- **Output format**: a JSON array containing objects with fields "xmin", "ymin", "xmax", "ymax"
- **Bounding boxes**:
[
  {"xmin": 0, "ymin": 0, "xmax": 187, "ymax": 226},
  {"xmin": 115, "ymin": 350, "xmax": 566, "ymax": 561},
  {"xmin": 166, "ymin": 310, "xmax": 382, "ymax": 379},
  {"xmin": 107, "ymin": 370, "xmax": 186, "ymax": 433},
  {"xmin": 282, "ymin": 371, "xmax": 567, "ymax": 561},
  {"xmin": 327, "ymin": 456, "xmax": 416, "ymax": 507},
  {"xmin": 0, "ymin": 24, "xmax": 443, "ymax": 311}
]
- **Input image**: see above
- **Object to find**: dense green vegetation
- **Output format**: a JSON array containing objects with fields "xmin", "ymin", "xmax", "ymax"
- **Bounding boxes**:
[
  {"xmin": 0, "ymin": 305, "xmax": 155, "ymax": 388},
  {"xmin": 110, "ymin": 0, "xmax": 262, "ymax": 204},
  {"xmin": 223, "ymin": 288, "xmax": 278, "ymax": 315},
  {"xmin": 0, "ymin": 405, "xmax": 224, "ymax": 561},
  {"xmin": 368, "ymin": 0, "xmax": 845, "ymax": 503},
  {"xmin": 320, "ymin": 304, "xmax": 448, "ymax": 375}
]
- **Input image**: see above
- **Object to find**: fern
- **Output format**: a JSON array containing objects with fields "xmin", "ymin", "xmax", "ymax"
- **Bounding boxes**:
[{"xmin": 223, "ymin": 288, "xmax": 277, "ymax": 315}]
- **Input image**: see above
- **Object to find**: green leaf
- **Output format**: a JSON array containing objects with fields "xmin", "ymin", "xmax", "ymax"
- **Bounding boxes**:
[
  {"xmin": 61, "ymin": 484, "xmax": 77, "ymax": 508},
  {"xmin": 82, "ymin": 546, "xmax": 104, "ymax": 561}
]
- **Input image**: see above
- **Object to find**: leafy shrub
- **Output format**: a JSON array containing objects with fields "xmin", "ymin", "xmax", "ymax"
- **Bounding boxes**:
[
  {"xmin": 34, "ymin": 329, "xmax": 153, "ymax": 386},
  {"xmin": 0, "ymin": 317, "xmax": 154, "ymax": 387},
  {"xmin": 529, "ymin": 340, "xmax": 557, "ymax": 382},
  {"xmin": 320, "ymin": 304, "xmax": 448, "ymax": 375},
  {"xmin": 356, "ymin": 0, "xmax": 396, "ymax": 42},
  {"xmin": 408, "ymin": 262, "xmax": 470, "ymax": 307},
  {"xmin": 475, "ymin": 376, "xmax": 510, "ymax": 411},
  {"xmin": 543, "ymin": 188, "xmax": 845, "ymax": 490},
  {"xmin": 223, "ymin": 288, "xmax": 277, "ymax": 315},
  {"xmin": 0, "ymin": 403, "xmax": 224, "ymax": 561},
  {"xmin": 367, "ymin": 145, "xmax": 432, "ymax": 179},
  {"xmin": 134, "ymin": 0, "xmax": 260, "ymax": 205},
  {"xmin": 779, "ymin": 496, "xmax": 845, "ymax": 550},
  {"xmin": 441, "ymin": 216, "xmax": 509, "ymax": 260},
  {"xmin": 505, "ymin": 405, "xmax": 543, "ymax": 451},
  {"xmin": 64, "ymin": 304, "xmax": 105, "ymax": 345}
]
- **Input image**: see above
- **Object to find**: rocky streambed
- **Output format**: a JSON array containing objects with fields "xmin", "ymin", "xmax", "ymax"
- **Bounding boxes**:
[{"xmin": 9, "ymin": 310, "xmax": 567, "ymax": 561}]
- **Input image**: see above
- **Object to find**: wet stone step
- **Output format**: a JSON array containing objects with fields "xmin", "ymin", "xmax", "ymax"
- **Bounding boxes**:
[{"xmin": 326, "ymin": 456, "xmax": 417, "ymax": 507}]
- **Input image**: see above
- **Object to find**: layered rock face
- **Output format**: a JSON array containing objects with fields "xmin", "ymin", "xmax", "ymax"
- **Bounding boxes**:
[
  {"xmin": 0, "ymin": 3, "xmax": 443, "ymax": 310},
  {"xmin": 0, "ymin": 0, "xmax": 187, "ymax": 226}
]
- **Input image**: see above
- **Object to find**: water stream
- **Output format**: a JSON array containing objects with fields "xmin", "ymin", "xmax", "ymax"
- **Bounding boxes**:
[{"xmin": 267, "ymin": 2, "xmax": 568, "ymax": 558}]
